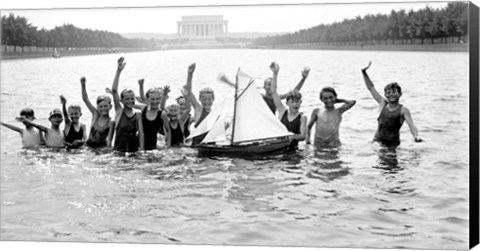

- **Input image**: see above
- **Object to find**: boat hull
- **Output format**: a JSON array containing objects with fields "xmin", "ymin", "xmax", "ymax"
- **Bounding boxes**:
[{"xmin": 196, "ymin": 137, "xmax": 291, "ymax": 156}]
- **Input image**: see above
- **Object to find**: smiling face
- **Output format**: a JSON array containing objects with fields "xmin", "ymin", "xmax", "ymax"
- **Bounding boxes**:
[
  {"xmin": 97, "ymin": 100, "xmax": 112, "ymax": 116},
  {"xmin": 147, "ymin": 92, "xmax": 162, "ymax": 109},
  {"xmin": 49, "ymin": 114, "xmax": 63, "ymax": 127},
  {"xmin": 384, "ymin": 88, "xmax": 402, "ymax": 104},
  {"xmin": 199, "ymin": 90, "xmax": 214, "ymax": 111},
  {"xmin": 176, "ymin": 97, "xmax": 187, "ymax": 113},
  {"xmin": 286, "ymin": 98, "xmax": 302, "ymax": 112},
  {"xmin": 120, "ymin": 90, "xmax": 136, "ymax": 109},
  {"xmin": 167, "ymin": 105, "xmax": 180, "ymax": 121},
  {"xmin": 320, "ymin": 91, "xmax": 336, "ymax": 109},
  {"xmin": 263, "ymin": 78, "xmax": 273, "ymax": 95}
]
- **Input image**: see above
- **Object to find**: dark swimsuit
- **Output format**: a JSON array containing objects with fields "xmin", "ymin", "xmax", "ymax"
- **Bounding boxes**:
[
  {"xmin": 263, "ymin": 95, "xmax": 276, "ymax": 113},
  {"xmin": 280, "ymin": 110, "xmax": 302, "ymax": 148},
  {"xmin": 192, "ymin": 109, "xmax": 210, "ymax": 146},
  {"xmin": 169, "ymin": 121, "xmax": 185, "ymax": 147},
  {"xmin": 65, "ymin": 123, "xmax": 84, "ymax": 147},
  {"xmin": 374, "ymin": 104, "xmax": 403, "ymax": 146},
  {"xmin": 183, "ymin": 115, "xmax": 191, "ymax": 138},
  {"xmin": 86, "ymin": 117, "xmax": 111, "ymax": 148},
  {"xmin": 142, "ymin": 107, "xmax": 164, "ymax": 151},
  {"xmin": 114, "ymin": 110, "xmax": 139, "ymax": 152}
]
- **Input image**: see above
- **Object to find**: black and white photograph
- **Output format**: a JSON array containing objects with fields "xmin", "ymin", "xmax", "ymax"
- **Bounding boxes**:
[{"xmin": 1, "ymin": 0, "xmax": 478, "ymax": 251}]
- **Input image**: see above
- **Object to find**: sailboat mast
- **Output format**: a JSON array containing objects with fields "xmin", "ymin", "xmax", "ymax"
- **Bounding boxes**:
[{"xmin": 230, "ymin": 68, "xmax": 240, "ymax": 145}]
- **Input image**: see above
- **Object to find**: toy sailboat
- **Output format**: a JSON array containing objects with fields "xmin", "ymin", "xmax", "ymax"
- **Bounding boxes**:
[{"xmin": 187, "ymin": 68, "xmax": 293, "ymax": 155}]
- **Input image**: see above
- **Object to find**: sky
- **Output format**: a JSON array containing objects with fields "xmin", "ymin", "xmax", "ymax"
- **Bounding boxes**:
[{"xmin": 0, "ymin": 0, "xmax": 467, "ymax": 35}]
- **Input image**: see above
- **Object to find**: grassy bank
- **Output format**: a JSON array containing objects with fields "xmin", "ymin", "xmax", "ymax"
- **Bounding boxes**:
[
  {"xmin": 1, "ymin": 48, "xmax": 160, "ymax": 60},
  {"xmin": 268, "ymin": 42, "xmax": 469, "ymax": 52}
]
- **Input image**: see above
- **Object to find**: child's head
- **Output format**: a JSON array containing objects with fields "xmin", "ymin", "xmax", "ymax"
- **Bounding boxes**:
[
  {"xmin": 319, "ymin": 87, "xmax": 337, "ymax": 108},
  {"xmin": 263, "ymin": 78, "xmax": 273, "ymax": 95},
  {"xmin": 120, "ymin": 89, "xmax": 136, "ymax": 109},
  {"xmin": 166, "ymin": 104, "xmax": 180, "ymax": 121},
  {"xmin": 19, "ymin": 108, "xmax": 35, "ymax": 126},
  {"xmin": 384, "ymin": 82, "xmax": 402, "ymax": 103},
  {"xmin": 176, "ymin": 96, "xmax": 188, "ymax": 112},
  {"xmin": 286, "ymin": 91, "xmax": 302, "ymax": 111},
  {"xmin": 49, "ymin": 108, "xmax": 63, "ymax": 126},
  {"xmin": 67, "ymin": 105, "xmax": 82, "ymax": 122},
  {"xmin": 145, "ymin": 88, "xmax": 162, "ymax": 108},
  {"xmin": 96, "ymin": 95, "xmax": 112, "ymax": 116},
  {"xmin": 199, "ymin": 87, "xmax": 215, "ymax": 110}
]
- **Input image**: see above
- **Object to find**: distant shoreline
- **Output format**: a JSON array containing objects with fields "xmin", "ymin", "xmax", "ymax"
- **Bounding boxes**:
[{"xmin": 1, "ymin": 43, "xmax": 468, "ymax": 61}]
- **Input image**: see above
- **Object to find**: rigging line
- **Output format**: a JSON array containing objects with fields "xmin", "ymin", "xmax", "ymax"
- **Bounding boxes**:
[{"xmin": 235, "ymin": 79, "xmax": 255, "ymax": 101}]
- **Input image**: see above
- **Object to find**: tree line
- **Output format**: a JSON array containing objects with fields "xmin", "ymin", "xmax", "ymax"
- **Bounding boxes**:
[
  {"xmin": 255, "ymin": 2, "xmax": 469, "ymax": 46},
  {"xmin": 1, "ymin": 13, "xmax": 158, "ymax": 52}
]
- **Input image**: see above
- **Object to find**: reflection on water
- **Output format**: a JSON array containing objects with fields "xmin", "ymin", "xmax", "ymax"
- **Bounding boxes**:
[{"xmin": 0, "ymin": 49, "xmax": 470, "ymax": 249}]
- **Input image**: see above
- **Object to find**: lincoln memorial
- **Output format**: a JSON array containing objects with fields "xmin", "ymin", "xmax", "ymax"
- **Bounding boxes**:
[{"xmin": 177, "ymin": 15, "xmax": 228, "ymax": 37}]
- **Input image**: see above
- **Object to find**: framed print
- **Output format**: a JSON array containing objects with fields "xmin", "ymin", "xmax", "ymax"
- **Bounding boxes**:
[{"xmin": 1, "ymin": 1, "xmax": 479, "ymax": 251}]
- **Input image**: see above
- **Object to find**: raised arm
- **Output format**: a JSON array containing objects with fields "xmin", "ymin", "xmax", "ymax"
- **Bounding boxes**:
[
  {"xmin": 184, "ymin": 63, "xmax": 202, "ymax": 118},
  {"xmin": 306, "ymin": 108, "xmax": 318, "ymax": 144},
  {"xmin": 337, "ymin": 98, "xmax": 357, "ymax": 114},
  {"xmin": 112, "ymin": 57, "xmax": 126, "ymax": 112},
  {"xmin": 60, "ymin": 95, "xmax": 71, "ymax": 126},
  {"xmin": 280, "ymin": 67, "xmax": 310, "ymax": 99},
  {"xmin": 269, "ymin": 62, "xmax": 286, "ymax": 115},
  {"xmin": 402, "ymin": 107, "xmax": 422, "ymax": 142},
  {"xmin": 0, "ymin": 122, "xmax": 23, "ymax": 134},
  {"xmin": 16, "ymin": 117, "xmax": 49, "ymax": 133},
  {"xmin": 361, "ymin": 61, "xmax": 384, "ymax": 105},
  {"xmin": 161, "ymin": 85, "xmax": 170, "ymax": 110},
  {"xmin": 80, "ymin": 77, "xmax": 97, "ymax": 115},
  {"xmin": 138, "ymin": 78, "xmax": 146, "ymax": 103}
]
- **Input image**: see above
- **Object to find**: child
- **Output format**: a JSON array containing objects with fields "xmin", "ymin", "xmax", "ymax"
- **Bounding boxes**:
[
  {"xmin": 138, "ymin": 87, "xmax": 170, "ymax": 150},
  {"xmin": 306, "ymin": 87, "xmax": 356, "ymax": 148},
  {"xmin": 183, "ymin": 63, "xmax": 215, "ymax": 145},
  {"xmin": 270, "ymin": 62, "xmax": 307, "ymax": 148},
  {"xmin": 176, "ymin": 92, "xmax": 192, "ymax": 139},
  {"xmin": 361, "ymin": 61, "xmax": 422, "ymax": 146},
  {"xmin": 17, "ymin": 109, "xmax": 65, "ymax": 148},
  {"xmin": 111, "ymin": 57, "xmax": 143, "ymax": 152},
  {"xmin": 165, "ymin": 103, "xmax": 191, "ymax": 147},
  {"xmin": 60, "ymin": 95, "xmax": 87, "ymax": 148},
  {"xmin": 1, "ymin": 108, "xmax": 44, "ymax": 148},
  {"xmin": 80, "ymin": 77, "xmax": 115, "ymax": 148},
  {"xmin": 136, "ymin": 79, "xmax": 169, "ymax": 112},
  {"xmin": 262, "ymin": 66, "xmax": 310, "ymax": 113}
]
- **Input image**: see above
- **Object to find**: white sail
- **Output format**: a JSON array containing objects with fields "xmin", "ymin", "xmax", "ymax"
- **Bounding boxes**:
[
  {"xmin": 232, "ymin": 69, "xmax": 292, "ymax": 143},
  {"xmin": 186, "ymin": 96, "xmax": 227, "ymax": 141},
  {"xmin": 201, "ymin": 98, "xmax": 234, "ymax": 144}
]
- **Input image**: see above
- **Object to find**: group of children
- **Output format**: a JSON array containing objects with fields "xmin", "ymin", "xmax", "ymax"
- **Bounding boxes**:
[{"xmin": 1, "ymin": 58, "xmax": 422, "ymax": 153}]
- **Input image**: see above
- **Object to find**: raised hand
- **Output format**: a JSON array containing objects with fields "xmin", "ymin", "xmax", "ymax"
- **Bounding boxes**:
[
  {"xmin": 270, "ymin": 62, "xmax": 279, "ymax": 73},
  {"xmin": 60, "ymin": 95, "xmax": 67, "ymax": 105},
  {"xmin": 105, "ymin": 88, "xmax": 113, "ymax": 95},
  {"xmin": 188, "ymin": 63, "xmax": 196, "ymax": 74},
  {"xmin": 301, "ymin": 67, "xmax": 310, "ymax": 78},
  {"xmin": 117, "ymin": 57, "xmax": 126, "ymax": 72},
  {"xmin": 163, "ymin": 85, "xmax": 171, "ymax": 95},
  {"xmin": 138, "ymin": 79, "xmax": 144, "ymax": 86},
  {"xmin": 80, "ymin": 77, "xmax": 86, "ymax": 85},
  {"xmin": 362, "ymin": 61, "xmax": 372, "ymax": 72}
]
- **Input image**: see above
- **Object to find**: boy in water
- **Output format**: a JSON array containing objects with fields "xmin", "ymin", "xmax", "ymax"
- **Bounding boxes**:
[
  {"xmin": 17, "ymin": 109, "xmax": 65, "ymax": 148},
  {"xmin": 183, "ymin": 63, "xmax": 215, "ymax": 145},
  {"xmin": 138, "ymin": 87, "xmax": 170, "ymax": 150},
  {"xmin": 306, "ymin": 87, "xmax": 356, "ymax": 148},
  {"xmin": 270, "ymin": 62, "xmax": 307, "ymax": 148},
  {"xmin": 165, "ymin": 103, "xmax": 191, "ymax": 147},
  {"xmin": 80, "ymin": 77, "xmax": 115, "ymax": 148},
  {"xmin": 111, "ymin": 57, "xmax": 143, "ymax": 152},
  {"xmin": 1, "ymin": 108, "xmax": 45, "ymax": 148},
  {"xmin": 60, "ymin": 95, "xmax": 87, "ymax": 148},
  {"xmin": 176, "ymin": 92, "xmax": 192, "ymax": 139},
  {"xmin": 361, "ymin": 61, "xmax": 422, "ymax": 146}
]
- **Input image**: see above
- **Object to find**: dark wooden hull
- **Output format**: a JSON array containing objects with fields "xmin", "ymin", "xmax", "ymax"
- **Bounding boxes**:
[{"xmin": 196, "ymin": 137, "xmax": 291, "ymax": 156}]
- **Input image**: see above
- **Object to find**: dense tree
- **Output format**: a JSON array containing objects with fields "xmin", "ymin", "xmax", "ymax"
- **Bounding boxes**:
[{"xmin": 255, "ymin": 2, "xmax": 469, "ymax": 46}]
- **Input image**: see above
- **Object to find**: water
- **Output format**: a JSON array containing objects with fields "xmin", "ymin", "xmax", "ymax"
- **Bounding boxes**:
[{"xmin": 0, "ymin": 49, "xmax": 469, "ymax": 249}]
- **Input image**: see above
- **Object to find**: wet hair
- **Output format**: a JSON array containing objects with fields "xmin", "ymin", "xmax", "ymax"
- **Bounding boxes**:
[
  {"xmin": 320, "ymin": 87, "xmax": 338, "ymax": 99},
  {"xmin": 120, "ymin": 89, "xmax": 135, "ymax": 99},
  {"xmin": 176, "ymin": 96, "xmax": 186, "ymax": 104},
  {"xmin": 96, "ymin": 95, "xmax": 111, "ymax": 105},
  {"xmin": 20, "ymin": 108, "xmax": 35, "ymax": 118},
  {"xmin": 146, "ymin": 88, "xmax": 163, "ymax": 98},
  {"xmin": 68, "ymin": 105, "xmax": 82, "ymax": 113},
  {"xmin": 264, "ymin": 78, "xmax": 272, "ymax": 86},
  {"xmin": 199, "ymin": 87, "xmax": 215, "ymax": 99},
  {"xmin": 384, "ymin": 82, "xmax": 402, "ymax": 95},
  {"xmin": 286, "ymin": 91, "xmax": 302, "ymax": 102}
]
